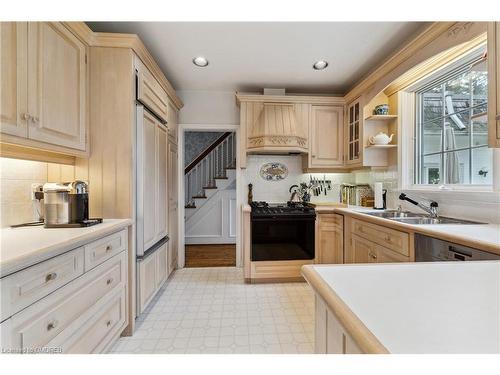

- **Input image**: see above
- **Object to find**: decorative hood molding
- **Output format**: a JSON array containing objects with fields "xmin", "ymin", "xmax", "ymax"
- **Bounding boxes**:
[{"xmin": 247, "ymin": 103, "xmax": 308, "ymax": 153}]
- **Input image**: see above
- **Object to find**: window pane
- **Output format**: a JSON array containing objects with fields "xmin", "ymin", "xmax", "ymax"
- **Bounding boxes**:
[
  {"xmin": 421, "ymin": 86, "xmax": 442, "ymax": 122},
  {"xmin": 445, "ymin": 72, "xmax": 470, "ymax": 116},
  {"xmin": 472, "ymin": 117, "xmax": 488, "ymax": 146},
  {"xmin": 472, "ymin": 71, "xmax": 488, "ymax": 110},
  {"xmin": 421, "ymin": 118, "xmax": 442, "ymax": 154},
  {"xmin": 422, "ymin": 154, "xmax": 442, "ymax": 184},
  {"xmin": 443, "ymin": 114, "xmax": 470, "ymax": 151},
  {"xmin": 444, "ymin": 149, "xmax": 469, "ymax": 184},
  {"xmin": 471, "ymin": 147, "xmax": 493, "ymax": 185},
  {"xmin": 354, "ymin": 103, "xmax": 359, "ymax": 121}
]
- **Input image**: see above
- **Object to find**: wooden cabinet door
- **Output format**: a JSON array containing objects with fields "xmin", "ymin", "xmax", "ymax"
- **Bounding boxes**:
[
  {"xmin": 310, "ymin": 105, "xmax": 344, "ymax": 167},
  {"xmin": 141, "ymin": 110, "xmax": 158, "ymax": 250},
  {"xmin": 168, "ymin": 140, "xmax": 178, "ymax": 270},
  {"xmin": 27, "ymin": 22, "xmax": 87, "ymax": 151},
  {"xmin": 488, "ymin": 22, "xmax": 500, "ymax": 147},
  {"xmin": 346, "ymin": 99, "xmax": 363, "ymax": 165},
  {"xmin": 138, "ymin": 254, "xmax": 156, "ymax": 314},
  {"xmin": 350, "ymin": 234, "xmax": 377, "ymax": 263},
  {"xmin": 375, "ymin": 244, "xmax": 410, "ymax": 263},
  {"xmin": 156, "ymin": 124, "xmax": 168, "ymax": 240},
  {"xmin": 317, "ymin": 214, "xmax": 343, "ymax": 264},
  {"xmin": 136, "ymin": 59, "xmax": 168, "ymax": 122},
  {"xmin": 0, "ymin": 22, "xmax": 28, "ymax": 138},
  {"xmin": 155, "ymin": 243, "xmax": 168, "ymax": 288}
]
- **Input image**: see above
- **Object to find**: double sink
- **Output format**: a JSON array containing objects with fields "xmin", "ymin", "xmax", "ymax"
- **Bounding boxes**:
[{"xmin": 364, "ymin": 210, "xmax": 484, "ymax": 225}]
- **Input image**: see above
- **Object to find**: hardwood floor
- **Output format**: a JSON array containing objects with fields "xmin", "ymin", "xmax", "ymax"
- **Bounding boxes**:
[{"xmin": 185, "ymin": 244, "xmax": 236, "ymax": 268}]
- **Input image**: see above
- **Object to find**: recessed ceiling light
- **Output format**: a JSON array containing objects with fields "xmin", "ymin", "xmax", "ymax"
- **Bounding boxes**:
[
  {"xmin": 313, "ymin": 60, "xmax": 328, "ymax": 70},
  {"xmin": 193, "ymin": 56, "xmax": 209, "ymax": 67}
]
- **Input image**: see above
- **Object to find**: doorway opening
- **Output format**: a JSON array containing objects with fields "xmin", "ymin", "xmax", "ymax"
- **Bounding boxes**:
[{"xmin": 181, "ymin": 128, "xmax": 238, "ymax": 268}]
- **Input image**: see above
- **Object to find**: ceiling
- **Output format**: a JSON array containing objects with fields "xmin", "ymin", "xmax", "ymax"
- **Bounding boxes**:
[{"xmin": 87, "ymin": 22, "xmax": 428, "ymax": 94}]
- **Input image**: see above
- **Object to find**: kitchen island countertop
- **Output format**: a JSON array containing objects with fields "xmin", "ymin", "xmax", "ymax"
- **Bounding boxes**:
[{"xmin": 302, "ymin": 261, "xmax": 500, "ymax": 353}]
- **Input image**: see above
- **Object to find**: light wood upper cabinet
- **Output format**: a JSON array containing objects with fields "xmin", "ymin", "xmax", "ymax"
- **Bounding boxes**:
[
  {"xmin": 346, "ymin": 98, "xmax": 363, "ymax": 165},
  {"xmin": 316, "ymin": 213, "xmax": 344, "ymax": 264},
  {"xmin": 27, "ymin": 22, "xmax": 87, "ymax": 151},
  {"xmin": 0, "ymin": 22, "xmax": 88, "ymax": 154},
  {"xmin": 0, "ymin": 22, "xmax": 28, "ymax": 138},
  {"xmin": 309, "ymin": 105, "xmax": 344, "ymax": 167},
  {"xmin": 488, "ymin": 22, "xmax": 500, "ymax": 147},
  {"xmin": 137, "ymin": 59, "xmax": 169, "ymax": 123}
]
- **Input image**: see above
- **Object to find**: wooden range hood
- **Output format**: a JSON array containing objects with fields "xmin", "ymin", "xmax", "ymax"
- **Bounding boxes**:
[{"xmin": 246, "ymin": 102, "xmax": 308, "ymax": 154}]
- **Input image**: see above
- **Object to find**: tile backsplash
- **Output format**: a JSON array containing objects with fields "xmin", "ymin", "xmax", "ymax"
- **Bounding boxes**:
[
  {"xmin": 242, "ymin": 155, "xmax": 354, "ymax": 203},
  {"xmin": 0, "ymin": 157, "xmax": 75, "ymax": 227}
]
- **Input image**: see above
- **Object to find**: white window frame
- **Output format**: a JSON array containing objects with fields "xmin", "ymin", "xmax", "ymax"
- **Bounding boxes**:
[{"xmin": 400, "ymin": 45, "xmax": 497, "ymax": 195}]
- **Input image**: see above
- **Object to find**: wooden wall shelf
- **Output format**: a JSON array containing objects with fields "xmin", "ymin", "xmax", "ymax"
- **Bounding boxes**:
[
  {"xmin": 365, "ymin": 115, "xmax": 398, "ymax": 121},
  {"xmin": 366, "ymin": 144, "xmax": 397, "ymax": 149}
]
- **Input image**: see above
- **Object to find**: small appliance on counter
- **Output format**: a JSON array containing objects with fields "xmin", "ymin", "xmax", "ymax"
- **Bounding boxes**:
[{"xmin": 43, "ymin": 181, "xmax": 101, "ymax": 228}]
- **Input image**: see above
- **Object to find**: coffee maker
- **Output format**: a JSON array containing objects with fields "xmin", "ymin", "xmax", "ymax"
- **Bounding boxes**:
[{"xmin": 43, "ymin": 181, "xmax": 101, "ymax": 228}]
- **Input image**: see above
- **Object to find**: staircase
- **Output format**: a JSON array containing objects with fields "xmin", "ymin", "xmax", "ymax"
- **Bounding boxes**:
[{"xmin": 184, "ymin": 132, "xmax": 236, "ymax": 220}]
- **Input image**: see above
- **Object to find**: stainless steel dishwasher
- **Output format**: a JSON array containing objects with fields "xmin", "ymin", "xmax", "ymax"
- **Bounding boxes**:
[{"xmin": 415, "ymin": 234, "xmax": 500, "ymax": 262}]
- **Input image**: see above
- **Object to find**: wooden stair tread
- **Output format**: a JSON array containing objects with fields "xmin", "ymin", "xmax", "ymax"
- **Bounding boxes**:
[{"xmin": 214, "ymin": 176, "xmax": 228, "ymax": 180}]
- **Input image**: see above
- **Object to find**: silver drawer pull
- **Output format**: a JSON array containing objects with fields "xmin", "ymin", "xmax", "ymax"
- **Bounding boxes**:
[
  {"xmin": 47, "ymin": 320, "xmax": 58, "ymax": 331},
  {"xmin": 45, "ymin": 272, "xmax": 58, "ymax": 282},
  {"xmin": 106, "ymin": 278, "xmax": 113, "ymax": 285},
  {"xmin": 106, "ymin": 245, "xmax": 112, "ymax": 252},
  {"xmin": 106, "ymin": 320, "xmax": 112, "ymax": 327},
  {"xmin": 496, "ymin": 114, "xmax": 500, "ymax": 120}
]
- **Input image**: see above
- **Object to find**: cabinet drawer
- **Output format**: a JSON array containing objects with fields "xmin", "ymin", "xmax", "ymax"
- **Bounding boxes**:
[
  {"xmin": 137, "ymin": 61, "xmax": 168, "ymax": 122},
  {"xmin": 84, "ymin": 229, "xmax": 127, "ymax": 271},
  {"xmin": 1, "ymin": 248, "xmax": 84, "ymax": 321},
  {"xmin": 7, "ymin": 252, "xmax": 126, "ymax": 351},
  {"xmin": 352, "ymin": 219, "xmax": 409, "ymax": 256},
  {"xmin": 319, "ymin": 213, "xmax": 343, "ymax": 228},
  {"xmin": 61, "ymin": 287, "xmax": 126, "ymax": 353}
]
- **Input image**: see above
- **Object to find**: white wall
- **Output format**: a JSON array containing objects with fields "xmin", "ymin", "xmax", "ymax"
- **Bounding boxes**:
[{"xmin": 177, "ymin": 90, "xmax": 239, "ymax": 125}]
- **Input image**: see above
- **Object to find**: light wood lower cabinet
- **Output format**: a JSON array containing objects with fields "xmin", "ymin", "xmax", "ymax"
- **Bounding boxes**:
[
  {"xmin": 0, "ymin": 21, "xmax": 88, "ymax": 154},
  {"xmin": 316, "ymin": 213, "xmax": 344, "ymax": 264},
  {"xmin": 0, "ymin": 230, "xmax": 129, "ymax": 354},
  {"xmin": 315, "ymin": 296, "xmax": 363, "ymax": 354},
  {"xmin": 345, "ymin": 217, "xmax": 412, "ymax": 263},
  {"xmin": 137, "ymin": 242, "xmax": 170, "ymax": 315}
]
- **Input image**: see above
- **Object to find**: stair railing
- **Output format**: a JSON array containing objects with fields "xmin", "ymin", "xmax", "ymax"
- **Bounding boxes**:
[{"xmin": 184, "ymin": 132, "xmax": 236, "ymax": 207}]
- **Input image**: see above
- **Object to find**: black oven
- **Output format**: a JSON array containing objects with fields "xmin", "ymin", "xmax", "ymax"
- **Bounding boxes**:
[{"xmin": 251, "ymin": 211, "xmax": 315, "ymax": 261}]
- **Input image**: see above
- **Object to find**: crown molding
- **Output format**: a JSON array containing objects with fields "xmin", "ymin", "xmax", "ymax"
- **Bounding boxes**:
[
  {"xmin": 63, "ymin": 22, "xmax": 183, "ymax": 109},
  {"xmin": 236, "ymin": 92, "xmax": 345, "ymax": 106}
]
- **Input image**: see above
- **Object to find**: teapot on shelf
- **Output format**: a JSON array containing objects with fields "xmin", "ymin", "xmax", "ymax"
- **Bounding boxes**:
[{"xmin": 369, "ymin": 132, "xmax": 394, "ymax": 145}]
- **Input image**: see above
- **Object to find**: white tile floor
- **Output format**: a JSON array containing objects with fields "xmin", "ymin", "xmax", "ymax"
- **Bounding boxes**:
[{"xmin": 110, "ymin": 267, "xmax": 315, "ymax": 354}]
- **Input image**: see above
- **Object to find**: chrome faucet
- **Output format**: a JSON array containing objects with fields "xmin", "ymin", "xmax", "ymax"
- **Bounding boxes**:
[{"xmin": 399, "ymin": 193, "xmax": 439, "ymax": 218}]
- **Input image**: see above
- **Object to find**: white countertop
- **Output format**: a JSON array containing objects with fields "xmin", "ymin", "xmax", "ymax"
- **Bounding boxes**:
[
  {"xmin": 0, "ymin": 219, "xmax": 132, "ymax": 277},
  {"xmin": 321, "ymin": 206, "xmax": 500, "ymax": 254},
  {"xmin": 306, "ymin": 262, "xmax": 500, "ymax": 353}
]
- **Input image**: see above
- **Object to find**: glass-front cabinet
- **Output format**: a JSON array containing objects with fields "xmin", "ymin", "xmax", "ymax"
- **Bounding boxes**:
[{"xmin": 346, "ymin": 98, "xmax": 362, "ymax": 165}]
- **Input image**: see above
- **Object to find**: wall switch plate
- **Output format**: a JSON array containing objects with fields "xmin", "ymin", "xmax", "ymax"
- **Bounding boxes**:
[{"xmin": 31, "ymin": 183, "xmax": 44, "ymax": 201}]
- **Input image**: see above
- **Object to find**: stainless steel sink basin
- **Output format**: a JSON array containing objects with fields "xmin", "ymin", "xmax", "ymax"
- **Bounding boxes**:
[
  {"xmin": 363, "ymin": 210, "xmax": 484, "ymax": 224},
  {"xmin": 390, "ymin": 217, "xmax": 484, "ymax": 225},
  {"xmin": 364, "ymin": 210, "xmax": 426, "ymax": 219}
]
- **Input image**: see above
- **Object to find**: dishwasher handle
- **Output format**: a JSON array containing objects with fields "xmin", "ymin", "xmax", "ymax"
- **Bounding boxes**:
[{"xmin": 448, "ymin": 245, "xmax": 472, "ymax": 261}]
